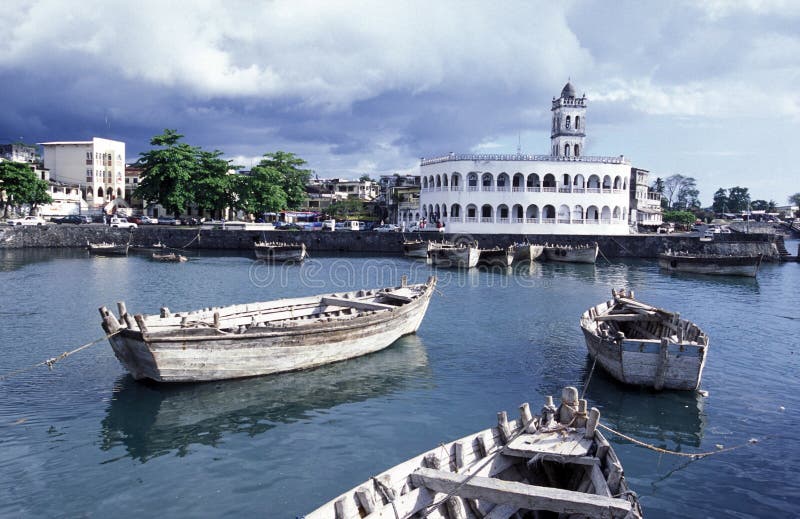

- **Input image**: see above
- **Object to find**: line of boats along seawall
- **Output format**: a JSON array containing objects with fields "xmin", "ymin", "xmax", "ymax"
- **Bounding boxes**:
[{"xmin": 93, "ymin": 230, "xmax": 777, "ymax": 516}]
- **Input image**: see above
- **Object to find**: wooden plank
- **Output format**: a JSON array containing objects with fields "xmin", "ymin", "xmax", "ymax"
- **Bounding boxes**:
[
  {"xmin": 504, "ymin": 432, "xmax": 590, "ymax": 458},
  {"xmin": 321, "ymin": 297, "xmax": 395, "ymax": 311},
  {"xmin": 410, "ymin": 468, "xmax": 632, "ymax": 516},
  {"xmin": 653, "ymin": 338, "xmax": 670, "ymax": 391},
  {"xmin": 589, "ymin": 464, "xmax": 611, "ymax": 497},
  {"xmin": 484, "ymin": 503, "xmax": 520, "ymax": 519}
]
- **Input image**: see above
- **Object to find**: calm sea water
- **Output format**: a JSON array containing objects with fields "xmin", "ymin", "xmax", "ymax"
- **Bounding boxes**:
[{"xmin": 0, "ymin": 243, "xmax": 798, "ymax": 518}]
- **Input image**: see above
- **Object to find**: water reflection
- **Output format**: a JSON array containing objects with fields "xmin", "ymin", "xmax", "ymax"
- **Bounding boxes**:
[
  {"xmin": 99, "ymin": 335, "xmax": 431, "ymax": 462},
  {"xmin": 0, "ymin": 248, "xmax": 87, "ymax": 271},
  {"xmin": 581, "ymin": 360, "xmax": 706, "ymax": 450}
]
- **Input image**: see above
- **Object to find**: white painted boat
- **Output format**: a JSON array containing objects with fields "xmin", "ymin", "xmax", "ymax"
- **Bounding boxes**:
[
  {"xmin": 580, "ymin": 289, "xmax": 709, "ymax": 391},
  {"xmin": 87, "ymin": 242, "xmax": 129, "ymax": 256},
  {"xmin": 428, "ymin": 244, "xmax": 480, "ymax": 268},
  {"xmin": 512, "ymin": 243, "xmax": 544, "ymax": 262},
  {"xmin": 254, "ymin": 241, "xmax": 306, "ymax": 261},
  {"xmin": 100, "ymin": 276, "xmax": 436, "ymax": 382},
  {"xmin": 658, "ymin": 252, "xmax": 762, "ymax": 277},
  {"xmin": 478, "ymin": 246, "xmax": 515, "ymax": 267},
  {"xmin": 544, "ymin": 242, "xmax": 598, "ymax": 264},
  {"xmin": 305, "ymin": 386, "xmax": 643, "ymax": 519},
  {"xmin": 402, "ymin": 239, "xmax": 429, "ymax": 258}
]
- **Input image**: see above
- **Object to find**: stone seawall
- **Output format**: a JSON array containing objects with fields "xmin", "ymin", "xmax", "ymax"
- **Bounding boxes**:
[{"xmin": 0, "ymin": 225, "xmax": 779, "ymax": 258}]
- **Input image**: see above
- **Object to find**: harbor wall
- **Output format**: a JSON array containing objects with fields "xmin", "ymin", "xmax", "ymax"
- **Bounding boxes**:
[{"xmin": 0, "ymin": 225, "xmax": 780, "ymax": 258}]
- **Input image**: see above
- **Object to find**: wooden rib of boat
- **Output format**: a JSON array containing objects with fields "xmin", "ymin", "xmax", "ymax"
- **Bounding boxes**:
[
  {"xmin": 99, "ymin": 276, "xmax": 436, "ymax": 382},
  {"xmin": 513, "ymin": 243, "xmax": 544, "ymax": 262},
  {"xmin": 428, "ymin": 244, "xmax": 480, "ymax": 269},
  {"xmin": 658, "ymin": 252, "xmax": 763, "ymax": 277},
  {"xmin": 305, "ymin": 386, "xmax": 643, "ymax": 519},
  {"xmin": 478, "ymin": 245, "xmax": 515, "ymax": 267},
  {"xmin": 254, "ymin": 241, "xmax": 306, "ymax": 261},
  {"xmin": 580, "ymin": 289, "xmax": 709, "ymax": 391},
  {"xmin": 544, "ymin": 242, "xmax": 598, "ymax": 264},
  {"xmin": 402, "ymin": 239, "xmax": 429, "ymax": 258},
  {"xmin": 152, "ymin": 252, "xmax": 188, "ymax": 263},
  {"xmin": 87, "ymin": 242, "xmax": 129, "ymax": 256}
]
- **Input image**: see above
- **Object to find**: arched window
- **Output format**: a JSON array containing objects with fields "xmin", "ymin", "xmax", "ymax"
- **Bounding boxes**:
[
  {"xmin": 613, "ymin": 206, "xmax": 621, "ymax": 219},
  {"xmin": 498, "ymin": 204, "xmax": 509, "ymax": 219},
  {"xmin": 451, "ymin": 173, "xmax": 461, "ymax": 188},
  {"xmin": 573, "ymin": 174, "xmax": 585, "ymax": 189},
  {"xmin": 574, "ymin": 144, "xmax": 579, "ymax": 157},
  {"xmin": 575, "ymin": 116, "xmax": 580, "ymax": 130},
  {"xmin": 512, "ymin": 204, "xmax": 523, "ymax": 220},
  {"xmin": 97, "ymin": 186, "xmax": 104, "ymax": 198},
  {"xmin": 443, "ymin": 175, "xmax": 448, "ymax": 187},
  {"xmin": 497, "ymin": 173, "xmax": 509, "ymax": 190},
  {"xmin": 435, "ymin": 175, "xmax": 441, "ymax": 188},
  {"xmin": 525, "ymin": 204, "xmax": 539, "ymax": 220},
  {"xmin": 512, "ymin": 173, "xmax": 524, "ymax": 189},
  {"xmin": 566, "ymin": 115, "xmax": 571, "ymax": 129},
  {"xmin": 613, "ymin": 176, "xmax": 623, "ymax": 190},
  {"xmin": 481, "ymin": 204, "xmax": 493, "ymax": 219},
  {"xmin": 564, "ymin": 143, "xmax": 570, "ymax": 157},
  {"xmin": 422, "ymin": 177, "xmax": 428, "ymax": 189},
  {"xmin": 587, "ymin": 206, "xmax": 599, "ymax": 221},
  {"xmin": 587, "ymin": 175, "xmax": 600, "ymax": 189},
  {"xmin": 572, "ymin": 205, "xmax": 584, "ymax": 221},
  {"xmin": 117, "ymin": 188, "xmax": 122, "ymax": 197},
  {"xmin": 542, "ymin": 174, "xmax": 556, "ymax": 188},
  {"xmin": 450, "ymin": 204, "xmax": 461, "ymax": 218},
  {"xmin": 558, "ymin": 204, "xmax": 570, "ymax": 222},
  {"xmin": 601, "ymin": 206, "xmax": 612, "ymax": 222},
  {"xmin": 526, "ymin": 174, "xmax": 540, "ymax": 189},
  {"xmin": 468, "ymin": 173, "xmax": 478, "ymax": 188},
  {"xmin": 543, "ymin": 205, "xmax": 556, "ymax": 220},
  {"xmin": 602, "ymin": 175, "xmax": 612, "ymax": 190},
  {"xmin": 466, "ymin": 204, "xmax": 477, "ymax": 218},
  {"xmin": 481, "ymin": 173, "xmax": 493, "ymax": 190}
]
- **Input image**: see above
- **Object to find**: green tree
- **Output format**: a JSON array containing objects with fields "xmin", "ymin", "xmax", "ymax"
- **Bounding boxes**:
[
  {"xmin": 663, "ymin": 174, "xmax": 699, "ymax": 210},
  {"xmin": 662, "ymin": 210, "xmax": 696, "ymax": 226},
  {"xmin": 327, "ymin": 198, "xmax": 364, "ymax": 219},
  {"xmin": 751, "ymin": 199, "xmax": 768, "ymax": 211},
  {"xmin": 134, "ymin": 129, "xmax": 199, "ymax": 217},
  {"xmin": 358, "ymin": 173, "xmax": 373, "ymax": 182},
  {"xmin": 239, "ymin": 162, "xmax": 287, "ymax": 216},
  {"xmin": 255, "ymin": 151, "xmax": 312, "ymax": 210},
  {"xmin": 788, "ymin": 193, "xmax": 800, "ymax": 206},
  {"xmin": 193, "ymin": 149, "xmax": 239, "ymax": 218},
  {"xmin": 0, "ymin": 161, "xmax": 52, "ymax": 217},
  {"xmin": 650, "ymin": 177, "xmax": 667, "ymax": 209},
  {"xmin": 726, "ymin": 186, "xmax": 750, "ymax": 213},
  {"xmin": 712, "ymin": 188, "xmax": 728, "ymax": 214}
]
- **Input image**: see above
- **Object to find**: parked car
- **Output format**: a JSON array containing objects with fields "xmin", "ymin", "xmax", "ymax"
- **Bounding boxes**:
[
  {"xmin": 321, "ymin": 219, "xmax": 336, "ymax": 231},
  {"xmin": 127, "ymin": 216, "xmax": 143, "ymax": 224},
  {"xmin": 7, "ymin": 216, "xmax": 47, "ymax": 226},
  {"xmin": 183, "ymin": 217, "xmax": 200, "ymax": 226},
  {"xmin": 157, "ymin": 217, "xmax": 180, "ymax": 226},
  {"xmin": 109, "ymin": 217, "xmax": 137, "ymax": 229},
  {"xmin": 52, "ymin": 215, "xmax": 89, "ymax": 225},
  {"xmin": 374, "ymin": 224, "xmax": 400, "ymax": 232},
  {"xmin": 139, "ymin": 216, "xmax": 157, "ymax": 225}
]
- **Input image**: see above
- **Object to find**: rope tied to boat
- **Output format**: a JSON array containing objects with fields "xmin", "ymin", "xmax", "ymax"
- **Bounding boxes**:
[
  {"xmin": 596, "ymin": 422, "xmax": 758, "ymax": 459},
  {"xmin": 0, "ymin": 331, "xmax": 120, "ymax": 382}
]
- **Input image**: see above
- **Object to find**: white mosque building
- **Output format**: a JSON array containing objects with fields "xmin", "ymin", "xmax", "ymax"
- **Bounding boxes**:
[{"xmin": 413, "ymin": 82, "xmax": 632, "ymax": 235}]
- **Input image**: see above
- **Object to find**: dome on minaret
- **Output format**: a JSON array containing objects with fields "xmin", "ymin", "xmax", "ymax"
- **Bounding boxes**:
[{"xmin": 560, "ymin": 81, "xmax": 576, "ymax": 98}]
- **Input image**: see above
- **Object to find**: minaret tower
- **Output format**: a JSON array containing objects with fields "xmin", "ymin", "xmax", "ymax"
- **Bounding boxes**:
[{"xmin": 550, "ymin": 81, "xmax": 587, "ymax": 158}]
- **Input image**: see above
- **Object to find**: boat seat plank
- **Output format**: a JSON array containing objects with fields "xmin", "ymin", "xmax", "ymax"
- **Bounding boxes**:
[
  {"xmin": 594, "ymin": 314, "xmax": 659, "ymax": 322},
  {"xmin": 321, "ymin": 297, "xmax": 395, "ymax": 311},
  {"xmin": 381, "ymin": 292, "xmax": 414, "ymax": 303},
  {"xmin": 410, "ymin": 468, "xmax": 632, "ymax": 516},
  {"xmin": 503, "ymin": 431, "xmax": 591, "ymax": 458}
]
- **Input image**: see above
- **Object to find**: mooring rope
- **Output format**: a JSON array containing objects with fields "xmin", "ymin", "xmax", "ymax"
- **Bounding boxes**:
[
  {"xmin": 596, "ymin": 422, "xmax": 757, "ymax": 459},
  {"xmin": 0, "ymin": 331, "xmax": 119, "ymax": 382},
  {"xmin": 581, "ymin": 356, "xmax": 598, "ymax": 399}
]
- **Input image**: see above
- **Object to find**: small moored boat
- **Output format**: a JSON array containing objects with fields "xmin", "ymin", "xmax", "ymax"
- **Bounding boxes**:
[
  {"xmin": 306, "ymin": 386, "xmax": 643, "ymax": 519},
  {"xmin": 428, "ymin": 243, "xmax": 480, "ymax": 268},
  {"xmin": 254, "ymin": 241, "xmax": 306, "ymax": 261},
  {"xmin": 478, "ymin": 245, "xmax": 515, "ymax": 267},
  {"xmin": 544, "ymin": 242, "xmax": 598, "ymax": 264},
  {"xmin": 658, "ymin": 251, "xmax": 763, "ymax": 277},
  {"xmin": 402, "ymin": 239, "xmax": 429, "ymax": 258},
  {"xmin": 100, "ymin": 276, "xmax": 436, "ymax": 382},
  {"xmin": 580, "ymin": 289, "xmax": 709, "ymax": 390},
  {"xmin": 513, "ymin": 242, "xmax": 544, "ymax": 262},
  {"xmin": 87, "ymin": 242, "xmax": 129, "ymax": 256},
  {"xmin": 152, "ymin": 252, "xmax": 188, "ymax": 262}
]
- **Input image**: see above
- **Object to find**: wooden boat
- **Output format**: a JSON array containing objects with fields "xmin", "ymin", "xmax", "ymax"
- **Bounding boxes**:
[
  {"xmin": 580, "ymin": 289, "xmax": 709, "ymax": 390},
  {"xmin": 402, "ymin": 239, "xmax": 429, "ymax": 258},
  {"xmin": 87, "ymin": 242, "xmax": 129, "ymax": 256},
  {"xmin": 428, "ymin": 243, "xmax": 480, "ymax": 269},
  {"xmin": 544, "ymin": 242, "xmax": 598, "ymax": 264},
  {"xmin": 658, "ymin": 251, "xmax": 763, "ymax": 277},
  {"xmin": 478, "ymin": 245, "xmax": 514, "ymax": 267},
  {"xmin": 99, "ymin": 276, "xmax": 436, "ymax": 382},
  {"xmin": 306, "ymin": 386, "xmax": 643, "ymax": 519},
  {"xmin": 254, "ymin": 241, "xmax": 306, "ymax": 261},
  {"xmin": 152, "ymin": 252, "xmax": 188, "ymax": 262},
  {"xmin": 512, "ymin": 243, "xmax": 544, "ymax": 262}
]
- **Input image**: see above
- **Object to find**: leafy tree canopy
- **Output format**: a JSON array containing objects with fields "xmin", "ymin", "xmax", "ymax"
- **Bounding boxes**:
[
  {"xmin": 240, "ymin": 163, "xmax": 287, "ymax": 215},
  {"xmin": 0, "ymin": 161, "xmax": 52, "ymax": 217},
  {"xmin": 134, "ymin": 129, "xmax": 200, "ymax": 217},
  {"xmin": 193, "ymin": 149, "xmax": 240, "ymax": 216},
  {"xmin": 726, "ymin": 186, "xmax": 750, "ymax": 213},
  {"xmin": 662, "ymin": 210, "xmax": 697, "ymax": 226},
  {"xmin": 788, "ymin": 193, "xmax": 800, "ymax": 206},
  {"xmin": 255, "ymin": 151, "xmax": 312, "ymax": 210}
]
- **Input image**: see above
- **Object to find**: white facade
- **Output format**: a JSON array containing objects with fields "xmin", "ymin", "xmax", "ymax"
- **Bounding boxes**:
[
  {"xmin": 39, "ymin": 138, "xmax": 125, "ymax": 210},
  {"xmin": 416, "ymin": 83, "xmax": 631, "ymax": 235},
  {"xmin": 630, "ymin": 168, "xmax": 663, "ymax": 227}
]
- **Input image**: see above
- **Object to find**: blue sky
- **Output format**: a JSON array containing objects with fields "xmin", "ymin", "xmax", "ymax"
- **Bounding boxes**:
[{"xmin": 1, "ymin": 0, "xmax": 798, "ymax": 205}]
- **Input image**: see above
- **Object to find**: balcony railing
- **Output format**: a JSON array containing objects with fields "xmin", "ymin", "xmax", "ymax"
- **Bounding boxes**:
[
  {"xmin": 465, "ymin": 217, "xmax": 478, "ymax": 223},
  {"xmin": 467, "ymin": 186, "xmax": 479, "ymax": 191},
  {"xmin": 542, "ymin": 218, "xmax": 556, "ymax": 224},
  {"xmin": 525, "ymin": 218, "xmax": 538, "ymax": 224},
  {"xmin": 498, "ymin": 217, "xmax": 509, "ymax": 223},
  {"xmin": 482, "ymin": 186, "xmax": 494, "ymax": 191},
  {"xmin": 512, "ymin": 187, "xmax": 525, "ymax": 192},
  {"xmin": 496, "ymin": 186, "xmax": 509, "ymax": 192},
  {"xmin": 480, "ymin": 217, "xmax": 493, "ymax": 223},
  {"xmin": 527, "ymin": 187, "xmax": 541, "ymax": 192},
  {"xmin": 420, "ymin": 153, "xmax": 629, "ymax": 166},
  {"xmin": 451, "ymin": 186, "xmax": 461, "ymax": 191}
]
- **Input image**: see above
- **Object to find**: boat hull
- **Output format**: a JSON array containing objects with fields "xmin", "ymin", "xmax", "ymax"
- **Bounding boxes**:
[
  {"xmin": 478, "ymin": 247, "xmax": 514, "ymax": 267},
  {"xmin": 402, "ymin": 240, "xmax": 428, "ymax": 258},
  {"xmin": 658, "ymin": 254, "xmax": 762, "ymax": 277},
  {"xmin": 544, "ymin": 244, "xmax": 598, "ymax": 264},
  {"xmin": 428, "ymin": 246, "xmax": 479, "ymax": 268},
  {"xmin": 88, "ymin": 245, "xmax": 129, "ymax": 256},
  {"xmin": 254, "ymin": 243, "xmax": 306, "ymax": 261},
  {"xmin": 513, "ymin": 244, "xmax": 544, "ymax": 262},
  {"xmin": 104, "ymin": 281, "xmax": 435, "ymax": 382}
]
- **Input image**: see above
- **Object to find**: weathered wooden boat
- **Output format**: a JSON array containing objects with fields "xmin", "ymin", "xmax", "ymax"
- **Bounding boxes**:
[
  {"xmin": 580, "ymin": 289, "xmax": 709, "ymax": 390},
  {"xmin": 478, "ymin": 245, "xmax": 515, "ymax": 267},
  {"xmin": 152, "ymin": 252, "xmax": 188, "ymax": 262},
  {"xmin": 306, "ymin": 386, "xmax": 643, "ymax": 519},
  {"xmin": 403, "ymin": 239, "xmax": 429, "ymax": 258},
  {"xmin": 99, "ymin": 276, "xmax": 436, "ymax": 382},
  {"xmin": 87, "ymin": 242, "xmax": 129, "ymax": 256},
  {"xmin": 658, "ymin": 252, "xmax": 763, "ymax": 277},
  {"xmin": 254, "ymin": 241, "xmax": 307, "ymax": 261},
  {"xmin": 428, "ymin": 243, "xmax": 480, "ymax": 269},
  {"xmin": 513, "ymin": 243, "xmax": 544, "ymax": 262},
  {"xmin": 544, "ymin": 242, "xmax": 598, "ymax": 264}
]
